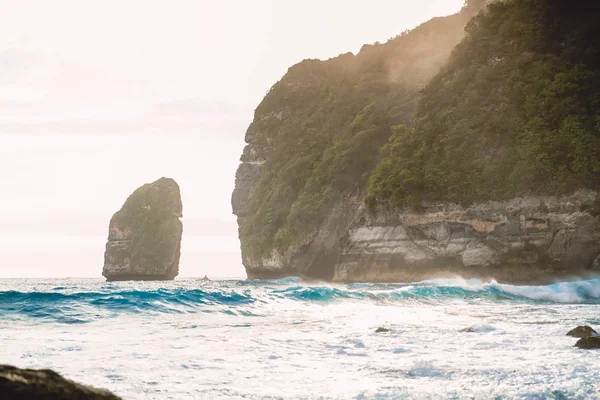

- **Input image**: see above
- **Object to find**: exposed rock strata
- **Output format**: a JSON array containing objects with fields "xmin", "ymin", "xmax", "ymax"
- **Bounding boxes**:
[
  {"xmin": 0, "ymin": 364, "xmax": 121, "ymax": 399},
  {"xmin": 103, "ymin": 177, "xmax": 183, "ymax": 281},
  {"xmin": 335, "ymin": 191, "xmax": 600, "ymax": 283},
  {"xmin": 236, "ymin": 188, "xmax": 600, "ymax": 283}
]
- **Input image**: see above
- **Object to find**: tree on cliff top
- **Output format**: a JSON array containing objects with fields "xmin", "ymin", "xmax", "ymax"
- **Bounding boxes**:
[{"xmin": 368, "ymin": 0, "xmax": 600, "ymax": 207}]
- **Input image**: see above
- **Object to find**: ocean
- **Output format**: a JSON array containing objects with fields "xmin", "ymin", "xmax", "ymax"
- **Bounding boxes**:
[{"xmin": 1, "ymin": 277, "xmax": 599, "ymax": 399}]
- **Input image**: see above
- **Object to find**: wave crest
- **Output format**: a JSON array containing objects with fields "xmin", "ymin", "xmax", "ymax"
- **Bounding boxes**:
[{"xmin": 1, "ymin": 278, "xmax": 598, "ymax": 323}]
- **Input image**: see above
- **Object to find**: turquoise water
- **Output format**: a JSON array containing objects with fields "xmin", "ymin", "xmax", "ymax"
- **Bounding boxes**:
[{"xmin": 1, "ymin": 277, "xmax": 599, "ymax": 399}]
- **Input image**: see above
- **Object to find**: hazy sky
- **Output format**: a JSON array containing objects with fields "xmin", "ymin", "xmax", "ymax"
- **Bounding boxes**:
[{"xmin": 0, "ymin": 0, "xmax": 463, "ymax": 278}]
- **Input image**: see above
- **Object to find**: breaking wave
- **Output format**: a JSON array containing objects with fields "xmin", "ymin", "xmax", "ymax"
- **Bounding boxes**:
[{"xmin": 1, "ymin": 278, "xmax": 598, "ymax": 323}]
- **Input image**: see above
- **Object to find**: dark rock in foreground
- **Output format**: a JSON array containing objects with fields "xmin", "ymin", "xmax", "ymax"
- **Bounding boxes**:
[
  {"xmin": 566, "ymin": 326, "xmax": 598, "ymax": 338},
  {"xmin": 0, "ymin": 364, "xmax": 121, "ymax": 399},
  {"xmin": 575, "ymin": 336, "xmax": 600, "ymax": 349},
  {"xmin": 103, "ymin": 177, "xmax": 183, "ymax": 282},
  {"xmin": 375, "ymin": 327, "xmax": 390, "ymax": 333}
]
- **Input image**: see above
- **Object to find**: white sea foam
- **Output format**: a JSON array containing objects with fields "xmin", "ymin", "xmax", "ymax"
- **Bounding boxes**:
[
  {"xmin": 407, "ymin": 361, "xmax": 446, "ymax": 378},
  {"xmin": 491, "ymin": 279, "xmax": 600, "ymax": 303},
  {"xmin": 419, "ymin": 277, "xmax": 489, "ymax": 290},
  {"xmin": 0, "ymin": 277, "xmax": 599, "ymax": 399},
  {"xmin": 420, "ymin": 277, "xmax": 600, "ymax": 303}
]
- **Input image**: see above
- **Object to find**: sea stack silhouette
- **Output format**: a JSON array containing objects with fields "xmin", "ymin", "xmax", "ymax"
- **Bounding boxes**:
[{"xmin": 103, "ymin": 177, "xmax": 183, "ymax": 281}]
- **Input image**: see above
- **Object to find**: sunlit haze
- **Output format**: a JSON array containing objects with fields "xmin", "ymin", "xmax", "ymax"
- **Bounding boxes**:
[{"xmin": 0, "ymin": 0, "xmax": 463, "ymax": 278}]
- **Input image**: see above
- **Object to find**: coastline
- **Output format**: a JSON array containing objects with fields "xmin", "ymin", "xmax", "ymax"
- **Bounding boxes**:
[{"xmin": 247, "ymin": 267, "xmax": 600, "ymax": 286}]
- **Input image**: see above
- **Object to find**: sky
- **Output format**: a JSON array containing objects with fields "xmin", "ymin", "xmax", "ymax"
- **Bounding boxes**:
[{"xmin": 0, "ymin": 0, "xmax": 463, "ymax": 278}]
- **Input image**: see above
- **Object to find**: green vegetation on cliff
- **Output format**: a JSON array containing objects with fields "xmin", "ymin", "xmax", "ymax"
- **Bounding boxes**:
[
  {"xmin": 239, "ymin": 11, "xmax": 470, "ymax": 261},
  {"xmin": 109, "ymin": 178, "xmax": 182, "ymax": 273},
  {"xmin": 368, "ymin": 0, "xmax": 600, "ymax": 207}
]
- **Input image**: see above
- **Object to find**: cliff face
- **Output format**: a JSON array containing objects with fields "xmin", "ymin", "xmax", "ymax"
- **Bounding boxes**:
[
  {"xmin": 233, "ymin": 0, "xmax": 600, "ymax": 282},
  {"xmin": 233, "ymin": 8, "xmax": 475, "ymax": 280},
  {"xmin": 336, "ymin": 191, "xmax": 600, "ymax": 284},
  {"xmin": 103, "ymin": 177, "xmax": 183, "ymax": 281}
]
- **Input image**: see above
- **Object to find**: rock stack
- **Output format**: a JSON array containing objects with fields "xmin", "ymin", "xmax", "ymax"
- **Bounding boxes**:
[{"xmin": 103, "ymin": 177, "xmax": 183, "ymax": 281}]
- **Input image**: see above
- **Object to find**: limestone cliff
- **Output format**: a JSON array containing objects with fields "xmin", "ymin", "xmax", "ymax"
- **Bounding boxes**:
[
  {"xmin": 232, "ymin": 0, "xmax": 600, "ymax": 282},
  {"xmin": 336, "ymin": 191, "xmax": 600, "ymax": 283},
  {"xmin": 103, "ymin": 177, "xmax": 183, "ymax": 281},
  {"xmin": 233, "ymin": 6, "xmax": 477, "ymax": 280}
]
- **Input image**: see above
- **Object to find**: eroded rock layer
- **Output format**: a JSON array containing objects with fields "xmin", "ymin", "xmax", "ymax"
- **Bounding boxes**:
[{"xmin": 335, "ymin": 192, "xmax": 600, "ymax": 283}]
